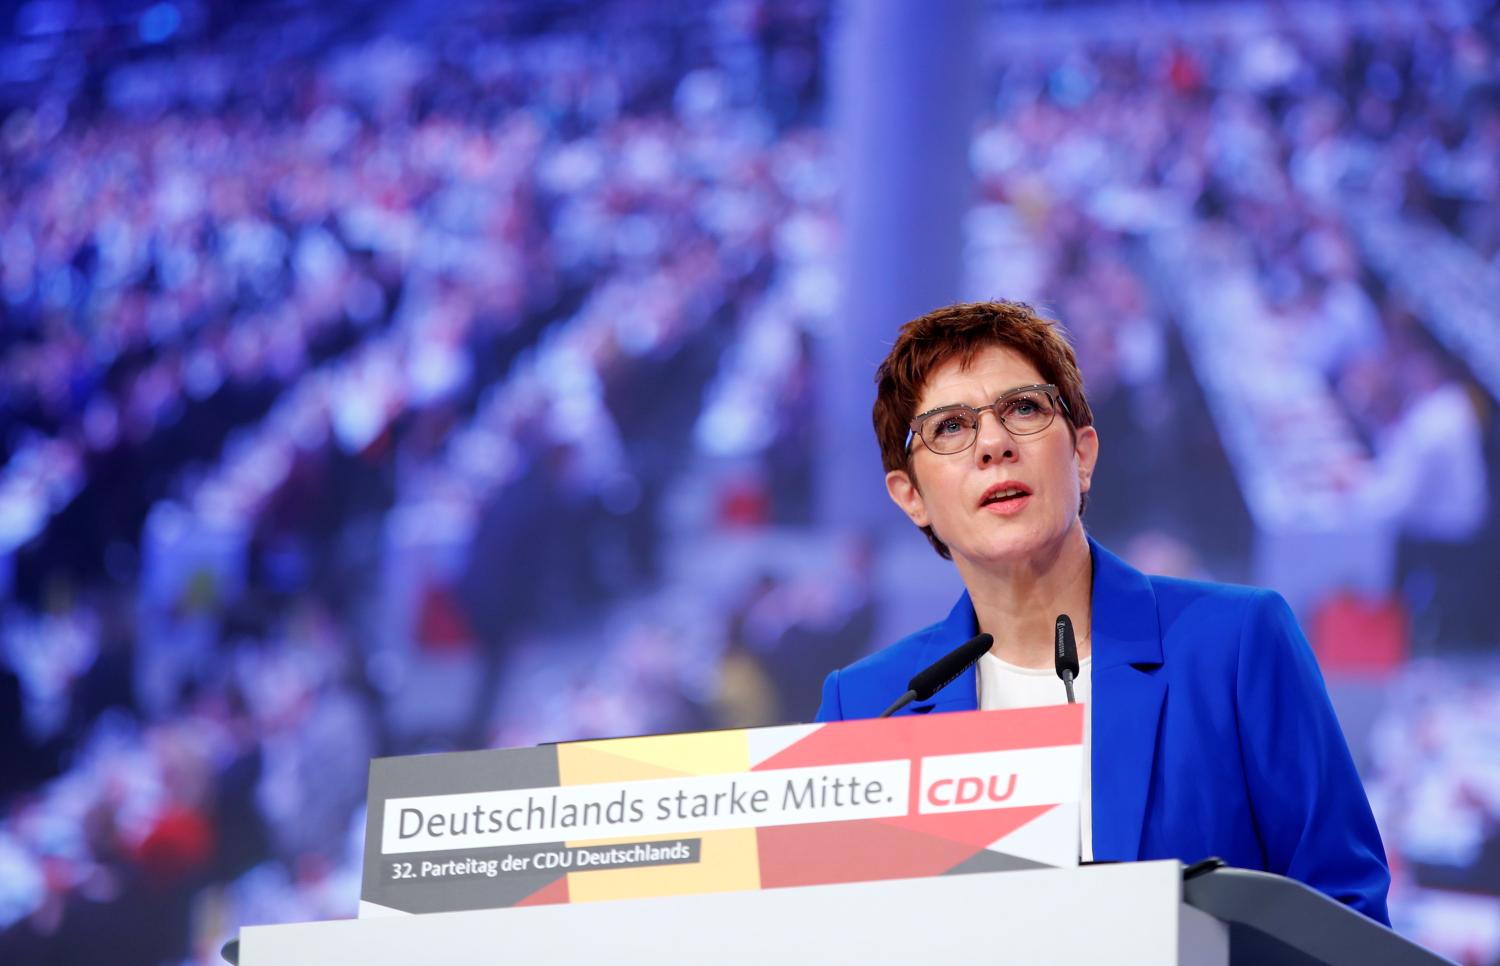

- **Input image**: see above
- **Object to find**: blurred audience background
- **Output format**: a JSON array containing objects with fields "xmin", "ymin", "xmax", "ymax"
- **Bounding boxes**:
[{"xmin": 0, "ymin": 0, "xmax": 1497, "ymax": 963}]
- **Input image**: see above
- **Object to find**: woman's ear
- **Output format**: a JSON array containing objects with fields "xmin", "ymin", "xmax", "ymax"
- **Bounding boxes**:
[
  {"xmin": 1074, "ymin": 424, "xmax": 1099, "ymax": 494},
  {"xmin": 886, "ymin": 468, "xmax": 929, "ymax": 527}
]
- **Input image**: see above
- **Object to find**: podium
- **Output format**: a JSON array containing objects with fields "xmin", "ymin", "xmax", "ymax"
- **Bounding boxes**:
[
  {"xmin": 224, "ymin": 711, "xmax": 1448, "ymax": 965},
  {"xmin": 227, "ymin": 859, "xmax": 1449, "ymax": 965}
]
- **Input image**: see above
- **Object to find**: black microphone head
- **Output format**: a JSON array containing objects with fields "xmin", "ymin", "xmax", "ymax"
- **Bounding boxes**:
[
  {"xmin": 1054, "ymin": 614, "xmax": 1080, "ymax": 680},
  {"xmin": 908, "ymin": 633, "xmax": 993, "ymax": 701}
]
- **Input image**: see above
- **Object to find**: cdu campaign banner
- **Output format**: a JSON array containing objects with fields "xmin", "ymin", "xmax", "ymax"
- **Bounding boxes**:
[{"xmin": 359, "ymin": 706, "xmax": 1084, "ymax": 916}]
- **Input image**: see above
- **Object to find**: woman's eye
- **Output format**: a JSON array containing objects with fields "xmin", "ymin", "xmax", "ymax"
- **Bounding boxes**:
[
  {"xmin": 1003, "ymin": 396, "xmax": 1047, "ymax": 419},
  {"xmin": 933, "ymin": 415, "xmax": 970, "ymax": 436}
]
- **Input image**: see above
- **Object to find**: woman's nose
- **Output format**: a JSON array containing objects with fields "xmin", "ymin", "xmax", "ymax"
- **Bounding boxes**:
[{"xmin": 973, "ymin": 408, "xmax": 1017, "ymax": 464}]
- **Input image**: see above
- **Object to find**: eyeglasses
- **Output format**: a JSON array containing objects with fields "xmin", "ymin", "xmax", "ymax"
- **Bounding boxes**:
[{"xmin": 906, "ymin": 384, "xmax": 1070, "ymax": 455}]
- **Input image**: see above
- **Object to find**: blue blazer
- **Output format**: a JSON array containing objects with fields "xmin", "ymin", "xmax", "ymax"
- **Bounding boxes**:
[{"xmin": 816, "ymin": 538, "xmax": 1391, "ymax": 924}]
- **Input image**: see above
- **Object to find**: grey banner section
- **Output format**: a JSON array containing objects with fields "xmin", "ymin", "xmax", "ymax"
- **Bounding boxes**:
[
  {"xmin": 942, "ymin": 849, "xmax": 1053, "ymax": 877},
  {"xmin": 369, "ymin": 841, "xmax": 568, "ymax": 914},
  {"xmin": 365, "ymin": 838, "xmax": 703, "ymax": 915},
  {"xmin": 385, "ymin": 839, "xmax": 701, "ymax": 885},
  {"xmin": 362, "ymin": 746, "xmax": 562, "ymax": 914}
]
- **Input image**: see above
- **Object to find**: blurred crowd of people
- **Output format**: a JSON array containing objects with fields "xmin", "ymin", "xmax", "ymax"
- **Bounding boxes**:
[
  {"xmin": 961, "ymin": 5, "xmax": 1499, "ymax": 957},
  {"xmin": 965, "ymin": 0, "xmax": 1497, "ymax": 633},
  {"xmin": 1, "ymin": 0, "xmax": 835, "ymax": 961},
  {"xmin": 1367, "ymin": 661, "xmax": 1500, "ymax": 961},
  {"xmin": 0, "ymin": 0, "xmax": 1497, "ymax": 963}
]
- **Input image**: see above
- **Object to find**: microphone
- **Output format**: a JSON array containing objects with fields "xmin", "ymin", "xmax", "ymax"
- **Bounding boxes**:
[
  {"xmin": 879, "ymin": 633, "xmax": 993, "ymax": 718},
  {"xmin": 1054, "ymin": 614, "xmax": 1079, "ymax": 704}
]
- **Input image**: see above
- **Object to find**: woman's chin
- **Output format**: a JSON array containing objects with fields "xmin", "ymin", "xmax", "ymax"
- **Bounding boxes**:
[
  {"xmin": 956, "ymin": 524, "xmax": 1082, "ymax": 573},
  {"xmin": 958, "ymin": 539, "xmax": 1044, "ymax": 572}
]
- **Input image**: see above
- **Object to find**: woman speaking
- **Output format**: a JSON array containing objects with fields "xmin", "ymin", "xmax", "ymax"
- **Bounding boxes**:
[{"xmin": 815, "ymin": 300, "xmax": 1390, "ymax": 924}]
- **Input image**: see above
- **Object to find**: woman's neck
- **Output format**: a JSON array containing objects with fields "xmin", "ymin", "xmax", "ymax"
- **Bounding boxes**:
[{"xmin": 958, "ymin": 524, "xmax": 1093, "ymax": 670}]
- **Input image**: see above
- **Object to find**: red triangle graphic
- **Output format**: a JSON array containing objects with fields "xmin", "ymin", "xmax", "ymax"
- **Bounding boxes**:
[
  {"xmin": 758, "ymin": 819, "xmax": 980, "ymax": 889},
  {"xmin": 753, "ymin": 707, "xmax": 1082, "ymax": 773},
  {"xmin": 883, "ymin": 804, "xmax": 1056, "ymax": 850},
  {"xmin": 513, "ymin": 874, "xmax": 570, "ymax": 907}
]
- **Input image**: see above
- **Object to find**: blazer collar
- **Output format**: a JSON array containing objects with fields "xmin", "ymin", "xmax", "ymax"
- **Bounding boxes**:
[
  {"xmin": 1088, "ymin": 537, "xmax": 1162, "ymax": 668},
  {"xmin": 917, "ymin": 536, "xmax": 1166, "ymax": 859},
  {"xmin": 918, "ymin": 536, "xmax": 1162, "ymax": 668},
  {"xmin": 1088, "ymin": 536, "xmax": 1166, "ymax": 861},
  {"xmin": 911, "ymin": 591, "xmax": 982, "ymax": 711}
]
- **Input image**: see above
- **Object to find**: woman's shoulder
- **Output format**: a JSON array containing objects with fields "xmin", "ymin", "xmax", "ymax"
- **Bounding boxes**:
[
  {"xmin": 1092, "ymin": 537, "xmax": 1291, "ymax": 650},
  {"xmin": 1147, "ymin": 573, "xmax": 1282, "ymax": 612},
  {"xmin": 816, "ymin": 612, "xmax": 961, "ymax": 721},
  {"xmin": 1143, "ymin": 573, "xmax": 1306, "ymax": 666}
]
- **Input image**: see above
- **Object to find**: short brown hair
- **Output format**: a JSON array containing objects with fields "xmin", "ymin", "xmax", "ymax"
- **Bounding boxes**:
[{"xmin": 872, "ymin": 300, "xmax": 1094, "ymax": 558}]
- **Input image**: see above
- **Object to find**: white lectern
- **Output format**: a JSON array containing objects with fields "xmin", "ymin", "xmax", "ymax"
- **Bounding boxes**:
[
  {"xmin": 230, "ymin": 715, "xmax": 1450, "ymax": 965},
  {"xmin": 237, "ymin": 860, "xmax": 1219, "ymax": 964},
  {"xmin": 226, "ymin": 859, "xmax": 1452, "ymax": 965}
]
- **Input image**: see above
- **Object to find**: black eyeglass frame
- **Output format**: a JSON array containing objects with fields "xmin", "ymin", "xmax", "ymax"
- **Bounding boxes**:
[{"xmin": 904, "ymin": 383, "xmax": 1072, "ymax": 455}]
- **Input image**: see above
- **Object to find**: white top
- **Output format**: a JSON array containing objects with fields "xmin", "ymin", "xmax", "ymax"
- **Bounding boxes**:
[{"xmin": 976, "ymin": 651, "xmax": 1093, "ymax": 862}]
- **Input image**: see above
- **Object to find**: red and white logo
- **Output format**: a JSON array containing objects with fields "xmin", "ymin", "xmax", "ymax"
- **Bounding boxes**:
[{"xmin": 918, "ymin": 747, "xmax": 1082, "ymax": 815}]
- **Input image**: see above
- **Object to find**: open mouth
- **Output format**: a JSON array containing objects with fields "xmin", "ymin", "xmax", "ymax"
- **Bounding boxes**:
[{"xmin": 980, "ymin": 484, "xmax": 1032, "ymax": 508}]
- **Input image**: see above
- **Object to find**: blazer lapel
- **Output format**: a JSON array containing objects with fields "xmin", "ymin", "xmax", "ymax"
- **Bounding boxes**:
[
  {"xmin": 1088, "ymin": 538, "xmax": 1166, "ymax": 862},
  {"xmin": 906, "ymin": 591, "xmax": 981, "ymax": 713}
]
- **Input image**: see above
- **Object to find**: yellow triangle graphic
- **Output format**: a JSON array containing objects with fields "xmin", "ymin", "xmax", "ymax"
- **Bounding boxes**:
[{"xmin": 559, "ymin": 730, "xmax": 750, "ymax": 782}]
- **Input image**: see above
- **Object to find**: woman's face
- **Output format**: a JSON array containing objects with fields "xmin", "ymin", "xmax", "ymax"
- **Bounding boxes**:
[{"xmin": 885, "ymin": 344, "xmax": 1098, "ymax": 573}]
